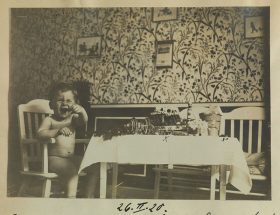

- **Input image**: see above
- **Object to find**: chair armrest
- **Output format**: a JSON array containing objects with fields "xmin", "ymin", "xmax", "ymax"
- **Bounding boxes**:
[
  {"xmin": 20, "ymin": 170, "xmax": 58, "ymax": 178},
  {"xmin": 22, "ymin": 138, "xmax": 89, "ymax": 145},
  {"xmin": 41, "ymin": 138, "xmax": 56, "ymax": 144},
  {"xmin": 21, "ymin": 138, "xmax": 56, "ymax": 144}
]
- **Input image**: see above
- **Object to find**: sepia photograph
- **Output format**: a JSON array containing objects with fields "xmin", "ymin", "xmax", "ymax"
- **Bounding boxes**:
[
  {"xmin": 7, "ymin": 6, "xmax": 271, "ymax": 201},
  {"xmin": 152, "ymin": 7, "xmax": 178, "ymax": 22},
  {"xmin": 77, "ymin": 36, "xmax": 102, "ymax": 57},
  {"xmin": 244, "ymin": 16, "xmax": 264, "ymax": 38},
  {"xmin": 2, "ymin": 1, "xmax": 280, "ymax": 214},
  {"xmin": 156, "ymin": 40, "xmax": 174, "ymax": 68}
]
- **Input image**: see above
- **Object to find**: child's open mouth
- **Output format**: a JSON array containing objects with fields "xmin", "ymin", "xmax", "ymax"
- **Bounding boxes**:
[{"xmin": 61, "ymin": 106, "xmax": 70, "ymax": 114}]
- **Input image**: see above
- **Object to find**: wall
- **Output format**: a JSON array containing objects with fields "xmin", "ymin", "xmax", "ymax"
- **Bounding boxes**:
[{"xmin": 10, "ymin": 7, "xmax": 269, "ymax": 105}]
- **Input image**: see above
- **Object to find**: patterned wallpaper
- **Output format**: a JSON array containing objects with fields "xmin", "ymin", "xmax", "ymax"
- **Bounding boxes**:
[{"xmin": 10, "ymin": 7, "xmax": 268, "ymax": 104}]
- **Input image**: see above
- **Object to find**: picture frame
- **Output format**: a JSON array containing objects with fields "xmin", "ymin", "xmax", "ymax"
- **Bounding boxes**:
[
  {"xmin": 76, "ymin": 36, "xmax": 102, "ymax": 57},
  {"xmin": 152, "ymin": 7, "xmax": 178, "ymax": 22},
  {"xmin": 244, "ymin": 16, "xmax": 264, "ymax": 39},
  {"xmin": 155, "ymin": 40, "xmax": 174, "ymax": 68}
]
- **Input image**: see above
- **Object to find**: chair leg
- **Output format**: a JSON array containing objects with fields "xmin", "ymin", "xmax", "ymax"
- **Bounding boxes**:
[
  {"xmin": 42, "ymin": 179, "xmax": 52, "ymax": 198},
  {"xmin": 210, "ymin": 165, "xmax": 218, "ymax": 200},
  {"xmin": 100, "ymin": 162, "xmax": 107, "ymax": 198},
  {"xmin": 18, "ymin": 178, "xmax": 30, "ymax": 197},
  {"xmin": 111, "ymin": 163, "xmax": 118, "ymax": 199},
  {"xmin": 154, "ymin": 170, "xmax": 160, "ymax": 199},
  {"xmin": 219, "ymin": 165, "xmax": 227, "ymax": 200}
]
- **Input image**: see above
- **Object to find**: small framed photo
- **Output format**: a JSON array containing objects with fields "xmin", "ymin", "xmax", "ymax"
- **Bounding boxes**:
[
  {"xmin": 152, "ymin": 7, "xmax": 178, "ymax": 22},
  {"xmin": 156, "ymin": 40, "xmax": 174, "ymax": 68},
  {"xmin": 244, "ymin": 16, "xmax": 264, "ymax": 39},
  {"xmin": 76, "ymin": 36, "xmax": 102, "ymax": 57}
]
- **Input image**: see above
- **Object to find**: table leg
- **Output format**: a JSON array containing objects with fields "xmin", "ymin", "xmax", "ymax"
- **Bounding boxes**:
[
  {"xmin": 100, "ymin": 162, "xmax": 107, "ymax": 198},
  {"xmin": 167, "ymin": 172, "xmax": 173, "ymax": 198},
  {"xmin": 210, "ymin": 165, "xmax": 218, "ymax": 200},
  {"xmin": 219, "ymin": 165, "xmax": 227, "ymax": 200},
  {"xmin": 154, "ymin": 169, "xmax": 160, "ymax": 199},
  {"xmin": 111, "ymin": 163, "xmax": 118, "ymax": 199},
  {"xmin": 167, "ymin": 164, "xmax": 174, "ymax": 198}
]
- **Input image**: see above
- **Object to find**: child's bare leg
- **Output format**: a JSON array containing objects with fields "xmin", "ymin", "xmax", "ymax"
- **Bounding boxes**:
[
  {"xmin": 85, "ymin": 172, "xmax": 99, "ymax": 198},
  {"xmin": 66, "ymin": 174, "xmax": 79, "ymax": 198},
  {"xmin": 84, "ymin": 163, "xmax": 100, "ymax": 198},
  {"xmin": 49, "ymin": 156, "xmax": 79, "ymax": 198}
]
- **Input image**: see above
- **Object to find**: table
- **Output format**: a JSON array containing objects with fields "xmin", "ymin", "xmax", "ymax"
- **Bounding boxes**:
[{"xmin": 79, "ymin": 135, "xmax": 252, "ymax": 200}]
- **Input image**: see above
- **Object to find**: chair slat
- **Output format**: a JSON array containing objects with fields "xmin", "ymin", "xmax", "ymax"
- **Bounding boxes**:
[
  {"xmin": 230, "ymin": 120, "xmax": 234, "ymax": 137},
  {"xmin": 257, "ymin": 121, "xmax": 263, "ymax": 153},
  {"xmin": 26, "ymin": 113, "xmax": 33, "ymax": 138},
  {"xmin": 248, "ymin": 120, "xmax": 253, "ymax": 153},
  {"xmin": 239, "ymin": 120, "xmax": 243, "ymax": 148},
  {"xmin": 34, "ymin": 114, "xmax": 42, "ymax": 158},
  {"xmin": 26, "ymin": 113, "xmax": 35, "ymax": 157},
  {"xmin": 34, "ymin": 114, "xmax": 39, "ymax": 131}
]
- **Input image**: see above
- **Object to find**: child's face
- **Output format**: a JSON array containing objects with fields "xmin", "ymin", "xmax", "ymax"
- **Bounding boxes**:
[{"xmin": 53, "ymin": 90, "xmax": 76, "ymax": 119}]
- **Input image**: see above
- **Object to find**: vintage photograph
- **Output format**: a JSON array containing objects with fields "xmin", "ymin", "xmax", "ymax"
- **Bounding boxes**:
[
  {"xmin": 76, "ymin": 36, "xmax": 102, "ymax": 57},
  {"xmin": 156, "ymin": 40, "xmax": 174, "ymax": 68},
  {"xmin": 153, "ymin": 7, "xmax": 178, "ymax": 22},
  {"xmin": 8, "ymin": 7, "xmax": 270, "ymax": 201},
  {"xmin": 244, "ymin": 16, "xmax": 264, "ymax": 38}
]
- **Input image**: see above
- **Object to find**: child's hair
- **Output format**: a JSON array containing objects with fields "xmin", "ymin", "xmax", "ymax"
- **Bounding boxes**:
[{"xmin": 49, "ymin": 82, "xmax": 79, "ymax": 109}]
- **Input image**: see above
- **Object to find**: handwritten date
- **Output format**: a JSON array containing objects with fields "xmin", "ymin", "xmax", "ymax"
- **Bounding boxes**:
[{"xmin": 117, "ymin": 202, "xmax": 167, "ymax": 214}]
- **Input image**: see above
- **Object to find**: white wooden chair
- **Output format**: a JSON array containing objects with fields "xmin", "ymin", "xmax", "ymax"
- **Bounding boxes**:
[
  {"xmin": 219, "ymin": 106, "xmax": 269, "ymax": 198},
  {"xmin": 17, "ymin": 99, "xmax": 89, "ymax": 197},
  {"xmin": 153, "ymin": 107, "xmax": 218, "ymax": 199}
]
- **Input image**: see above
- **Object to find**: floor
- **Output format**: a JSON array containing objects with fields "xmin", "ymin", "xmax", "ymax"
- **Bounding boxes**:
[
  {"xmin": 13, "ymin": 180, "xmax": 269, "ymax": 200},
  {"xmin": 11, "ymin": 165, "xmax": 270, "ymax": 200}
]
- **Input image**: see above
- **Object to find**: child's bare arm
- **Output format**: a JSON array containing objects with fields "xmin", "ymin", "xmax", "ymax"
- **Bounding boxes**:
[
  {"xmin": 37, "ymin": 117, "xmax": 60, "ymax": 139},
  {"xmin": 71, "ymin": 104, "xmax": 88, "ymax": 128}
]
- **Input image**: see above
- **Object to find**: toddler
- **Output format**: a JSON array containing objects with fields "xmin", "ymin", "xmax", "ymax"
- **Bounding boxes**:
[{"xmin": 37, "ymin": 82, "xmax": 98, "ymax": 198}]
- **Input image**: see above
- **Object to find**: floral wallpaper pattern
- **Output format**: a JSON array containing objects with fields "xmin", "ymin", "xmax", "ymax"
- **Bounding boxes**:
[{"xmin": 10, "ymin": 7, "xmax": 268, "ymax": 104}]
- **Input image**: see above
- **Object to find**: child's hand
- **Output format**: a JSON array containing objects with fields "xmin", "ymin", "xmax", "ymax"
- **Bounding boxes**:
[
  {"xmin": 70, "ymin": 104, "xmax": 84, "ymax": 114},
  {"xmin": 58, "ymin": 127, "xmax": 73, "ymax": 136},
  {"xmin": 70, "ymin": 104, "xmax": 88, "ymax": 127}
]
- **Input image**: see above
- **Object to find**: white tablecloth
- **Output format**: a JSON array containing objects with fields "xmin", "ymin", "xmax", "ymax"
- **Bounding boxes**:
[{"xmin": 79, "ymin": 135, "xmax": 252, "ymax": 194}]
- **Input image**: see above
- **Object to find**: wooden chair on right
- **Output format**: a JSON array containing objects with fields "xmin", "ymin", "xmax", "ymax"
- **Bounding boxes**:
[{"xmin": 219, "ymin": 106, "xmax": 270, "ymax": 199}]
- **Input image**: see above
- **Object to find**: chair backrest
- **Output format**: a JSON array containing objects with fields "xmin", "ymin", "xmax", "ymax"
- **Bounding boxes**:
[
  {"xmin": 18, "ymin": 99, "xmax": 53, "ymax": 172},
  {"xmin": 219, "ymin": 107, "xmax": 266, "ymax": 153}
]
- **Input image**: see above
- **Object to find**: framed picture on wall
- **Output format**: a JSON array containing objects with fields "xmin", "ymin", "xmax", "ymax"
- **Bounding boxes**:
[
  {"xmin": 244, "ymin": 16, "xmax": 264, "ymax": 38},
  {"xmin": 152, "ymin": 7, "xmax": 178, "ymax": 22},
  {"xmin": 155, "ymin": 40, "xmax": 174, "ymax": 68},
  {"xmin": 76, "ymin": 36, "xmax": 102, "ymax": 57}
]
